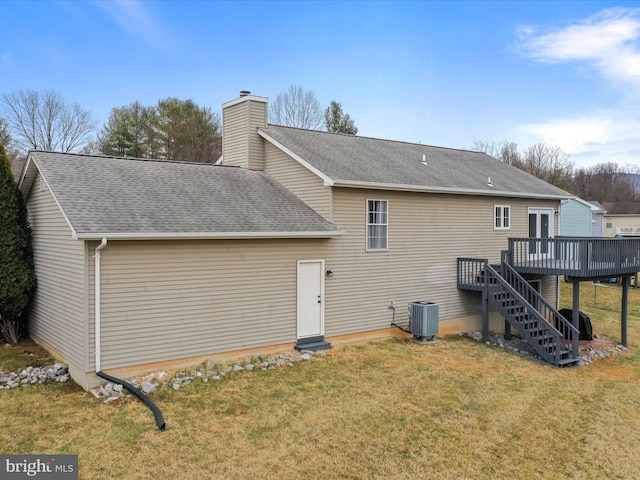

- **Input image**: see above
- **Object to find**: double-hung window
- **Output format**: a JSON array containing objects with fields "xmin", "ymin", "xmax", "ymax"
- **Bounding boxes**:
[
  {"xmin": 494, "ymin": 205, "xmax": 510, "ymax": 230},
  {"xmin": 367, "ymin": 200, "xmax": 388, "ymax": 250}
]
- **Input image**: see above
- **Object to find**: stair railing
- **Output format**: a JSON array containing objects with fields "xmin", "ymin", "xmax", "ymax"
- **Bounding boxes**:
[
  {"xmin": 484, "ymin": 263, "xmax": 566, "ymax": 365},
  {"xmin": 500, "ymin": 261, "xmax": 579, "ymax": 359}
]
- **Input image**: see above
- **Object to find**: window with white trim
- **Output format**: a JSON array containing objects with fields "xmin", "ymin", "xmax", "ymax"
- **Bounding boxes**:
[
  {"xmin": 367, "ymin": 200, "xmax": 388, "ymax": 250},
  {"xmin": 494, "ymin": 205, "xmax": 510, "ymax": 230}
]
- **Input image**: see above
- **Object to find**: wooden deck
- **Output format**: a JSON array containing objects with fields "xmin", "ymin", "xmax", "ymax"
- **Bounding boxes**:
[
  {"xmin": 507, "ymin": 237, "xmax": 640, "ymax": 280},
  {"xmin": 458, "ymin": 237, "xmax": 640, "ymax": 350}
]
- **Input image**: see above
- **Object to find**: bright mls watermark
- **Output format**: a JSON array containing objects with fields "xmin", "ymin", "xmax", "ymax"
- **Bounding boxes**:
[{"xmin": 1, "ymin": 455, "xmax": 78, "ymax": 479}]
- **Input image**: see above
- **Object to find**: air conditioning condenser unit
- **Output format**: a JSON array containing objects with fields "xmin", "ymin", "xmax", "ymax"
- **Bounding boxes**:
[{"xmin": 409, "ymin": 301, "xmax": 439, "ymax": 343}]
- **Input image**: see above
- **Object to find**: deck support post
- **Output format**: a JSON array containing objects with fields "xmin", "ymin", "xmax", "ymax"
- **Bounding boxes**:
[
  {"xmin": 621, "ymin": 276, "xmax": 629, "ymax": 347},
  {"xmin": 482, "ymin": 275, "xmax": 489, "ymax": 343},
  {"xmin": 504, "ymin": 319, "xmax": 511, "ymax": 340},
  {"xmin": 572, "ymin": 281, "xmax": 580, "ymax": 358}
]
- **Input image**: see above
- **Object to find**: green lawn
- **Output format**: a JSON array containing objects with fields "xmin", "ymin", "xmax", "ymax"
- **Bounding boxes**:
[{"xmin": 2, "ymin": 281, "xmax": 640, "ymax": 479}]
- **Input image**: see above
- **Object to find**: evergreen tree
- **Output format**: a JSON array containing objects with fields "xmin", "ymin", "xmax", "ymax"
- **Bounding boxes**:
[
  {"xmin": 0, "ymin": 144, "xmax": 35, "ymax": 343},
  {"xmin": 97, "ymin": 101, "xmax": 153, "ymax": 158},
  {"xmin": 324, "ymin": 100, "xmax": 358, "ymax": 135},
  {"xmin": 97, "ymin": 99, "xmax": 222, "ymax": 162}
]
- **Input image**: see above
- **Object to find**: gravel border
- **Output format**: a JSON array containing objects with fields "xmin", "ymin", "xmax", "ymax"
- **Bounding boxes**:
[{"xmin": 460, "ymin": 331, "xmax": 628, "ymax": 365}]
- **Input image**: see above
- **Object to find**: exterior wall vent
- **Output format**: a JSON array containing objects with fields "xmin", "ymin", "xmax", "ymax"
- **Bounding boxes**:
[{"xmin": 408, "ymin": 301, "xmax": 439, "ymax": 343}]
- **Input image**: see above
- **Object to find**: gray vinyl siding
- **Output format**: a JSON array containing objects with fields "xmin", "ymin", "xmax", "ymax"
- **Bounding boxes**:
[
  {"xmin": 265, "ymin": 142, "xmax": 332, "ymax": 220},
  {"xmin": 321, "ymin": 189, "xmax": 560, "ymax": 337},
  {"xmin": 88, "ymin": 239, "xmax": 331, "ymax": 370},
  {"xmin": 222, "ymin": 99, "xmax": 267, "ymax": 170},
  {"xmin": 25, "ymin": 172, "xmax": 87, "ymax": 375},
  {"xmin": 560, "ymin": 199, "xmax": 592, "ymax": 236}
]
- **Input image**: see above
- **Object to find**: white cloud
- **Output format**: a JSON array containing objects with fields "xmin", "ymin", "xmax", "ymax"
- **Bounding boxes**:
[
  {"xmin": 517, "ymin": 7, "xmax": 640, "ymax": 81},
  {"xmin": 520, "ymin": 116, "xmax": 612, "ymax": 154},
  {"xmin": 520, "ymin": 114, "xmax": 640, "ymax": 168},
  {"xmin": 93, "ymin": 0, "xmax": 167, "ymax": 49},
  {"xmin": 515, "ymin": 8, "xmax": 640, "ymax": 168}
]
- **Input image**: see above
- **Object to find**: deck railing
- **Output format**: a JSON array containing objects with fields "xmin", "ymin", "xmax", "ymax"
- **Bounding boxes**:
[
  {"xmin": 484, "ymin": 263, "xmax": 569, "ymax": 365},
  {"xmin": 507, "ymin": 237, "xmax": 640, "ymax": 278},
  {"xmin": 457, "ymin": 257, "xmax": 488, "ymax": 291},
  {"xmin": 501, "ymin": 261, "xmax": 579, "ymax": 358}
]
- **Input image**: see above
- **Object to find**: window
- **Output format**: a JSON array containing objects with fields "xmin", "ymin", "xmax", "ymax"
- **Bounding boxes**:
[
  {"xmin": 606, "ymin": 221, "xmax": 613, "ymax": 229},
  {"xmin": 494, "ymin": 205, "xmax": 510, "ymax": 230},
  {"xmin": 367, "ymin": 200, "xmax": 388, "ymax": 250}
]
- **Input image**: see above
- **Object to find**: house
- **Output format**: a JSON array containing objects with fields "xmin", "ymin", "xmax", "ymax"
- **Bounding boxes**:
[
  {"xmin": 559, "ymin": 197, "xmax": 601, "ymax": 237},
  {"xmin": 602, "ymin": 201, "xmax": 640, "ymax": 237},
  {"xmin": 22, "ymin": 91, "xmax": 632, "ymax": 388},
  {"xmin": 589, "ymin": 201, "xmax": 606, "ymax": 237}
]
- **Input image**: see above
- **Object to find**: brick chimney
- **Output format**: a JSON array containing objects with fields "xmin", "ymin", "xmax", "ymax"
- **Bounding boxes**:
[{"xmin": 222, "ymin": 91, "xmax": 268, "ymax": 170}]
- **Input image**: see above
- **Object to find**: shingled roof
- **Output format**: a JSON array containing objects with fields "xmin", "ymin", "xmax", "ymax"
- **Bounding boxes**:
[
  {"xmin": 602, "ymin": 201, "xmax": 640, "ymax": 215},
  {"xmin": 19, "ymin": 151, "xmax": 342, "ymax": 240},
  {"xmin": 259, "ymin": 125, "xmax": 571, "ymax": 199}
]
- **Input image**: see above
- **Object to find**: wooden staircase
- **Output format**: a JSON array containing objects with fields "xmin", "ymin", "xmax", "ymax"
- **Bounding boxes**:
[
  {"xmin": 488, "ymin": 283, "xmax": 579, "ymax": 367},
  {"xmin": 458, "ymin": 257, "xmax": 580, "ymax": 367}
]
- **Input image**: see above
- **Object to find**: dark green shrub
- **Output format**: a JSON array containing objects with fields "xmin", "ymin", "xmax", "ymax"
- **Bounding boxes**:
[{"xmin": 0, "ymin": 145, "xmax": 35, "ymax": 343}]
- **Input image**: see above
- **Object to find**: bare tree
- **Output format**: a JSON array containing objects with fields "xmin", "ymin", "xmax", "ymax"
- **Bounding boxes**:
[
  {"xmin": 269, "ymin": 84, "xmax": 324, "ymax": 130},
  {"xmin": 471, "ymin": 139, "xmax": 522, "ymax": 166},
  {"xmin": 571, "ymin": 162, "xmax": 638, "ymax": 202},
  {"xmin": 471, "ymin": 139, "xmax": 503, "ymax": 158},
  {"xmin": 2, "ymin": 90, "xmax": 96, "ymax": 153},
  {"xmin": 521, "ymin": 142, "xmax": 573, "ymax": 189}
]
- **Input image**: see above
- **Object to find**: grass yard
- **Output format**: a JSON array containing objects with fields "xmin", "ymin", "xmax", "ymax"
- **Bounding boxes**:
[{"xmin": 2, "ymin": 281, "xmax": 640, "ymax": 479}]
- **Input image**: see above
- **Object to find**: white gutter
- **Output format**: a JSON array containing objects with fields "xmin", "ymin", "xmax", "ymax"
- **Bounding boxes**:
[{"xmin": 94, "ymin": 238, "xmax": 107, "ymax": 372}]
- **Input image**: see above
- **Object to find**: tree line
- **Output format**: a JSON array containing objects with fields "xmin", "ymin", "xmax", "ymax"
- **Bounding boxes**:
[
  {"xmin": 471, "ymin": 139, "xmax": 639, "ymax": 203},
  {"xmin": 0, "ymin": 85, "xmax": 358, "ymax": 170}
]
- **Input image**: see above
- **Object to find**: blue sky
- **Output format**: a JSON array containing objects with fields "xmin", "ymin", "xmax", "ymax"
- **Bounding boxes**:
[{"xmin": 2, "ymin": 0, "xmax": 640, "ymax": 168}]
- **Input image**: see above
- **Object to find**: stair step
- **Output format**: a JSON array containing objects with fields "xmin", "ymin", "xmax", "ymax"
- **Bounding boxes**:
[
  {"xmin": 293, "ymin": 341, "xmax": 332, "ymax": 352},
  {"xmin": 557, "ymin": 357, "xmax": 580, "ymax": 367}
]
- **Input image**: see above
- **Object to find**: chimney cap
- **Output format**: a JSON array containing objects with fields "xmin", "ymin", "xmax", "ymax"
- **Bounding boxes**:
[{"xmin": 239, "ymin": 90, "xmax": 251, "ymax": 97}]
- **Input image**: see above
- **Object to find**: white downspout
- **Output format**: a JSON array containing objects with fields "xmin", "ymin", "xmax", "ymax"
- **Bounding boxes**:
[{"xmin": 94, "ymin": 238, "xmax": 108, "ymax": 372}]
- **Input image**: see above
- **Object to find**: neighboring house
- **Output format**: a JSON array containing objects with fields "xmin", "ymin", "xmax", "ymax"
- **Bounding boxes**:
[
  {"xmin": 589, "ymin": 201, "xmax": 606, "ymax": 237},
  {"xmin": 602, "ymin": 201, "xmax": 640, "ymax": 237},
  {"xmin": 22, "ymin": 91, "xmax": 622, "ymax": 388},
  {"xmin": 559, "ymin": 197, "xmax": 593, "ymax": 237}
]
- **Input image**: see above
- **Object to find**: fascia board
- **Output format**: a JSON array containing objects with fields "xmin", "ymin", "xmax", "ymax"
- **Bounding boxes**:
[
  {"xmin": 258, "ymin": 130, "xmax": 335, "ymax": 187},
  {"xmin": 332, "ymin": 179, "xmax": 571, "ymax": 200},
  {"xmin": 20, "ymin": 155, "xmax": 79, "ymax": 240},
  {"xmin": 17, "ymin": 154, "xmax": 35, "ymax": 194}
]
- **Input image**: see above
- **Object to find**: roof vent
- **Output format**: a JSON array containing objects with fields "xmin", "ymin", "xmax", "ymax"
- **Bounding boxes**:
[
  {"xmin": 487, "ymin": 176, "xmax": 493, "ymax": 187},
  {"xmin": 239, "ymin": 90, "xmax": 251, "ymax": 97},
  {"xmin": 421, "ymin": 154, "xmax": 428, "ymax": 166}
]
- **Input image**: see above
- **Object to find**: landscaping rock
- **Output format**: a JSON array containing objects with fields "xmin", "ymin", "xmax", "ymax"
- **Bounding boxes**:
[
  {"xmin": 461, "ymin": 330, "xmax": 626, "ymax": 365},
  {"xmin": 140, "ymin": 382, "xmax": 156, "ymax": 394},
  {"xmin": 0, "ymin": 363, "xmax": 71, "ymax": 390}
]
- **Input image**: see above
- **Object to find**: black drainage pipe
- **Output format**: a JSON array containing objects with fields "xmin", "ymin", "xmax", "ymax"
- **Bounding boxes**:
[{"xmin": 97, "ymin": 371, "xmax": 166, "ymax": 431}]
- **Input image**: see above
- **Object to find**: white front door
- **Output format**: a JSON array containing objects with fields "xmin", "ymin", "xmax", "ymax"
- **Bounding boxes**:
[
  {"xmin": 297, "ymin": 260, "xmax": 324, "ymax": 339},
  {"xmin": 528, "ymin": 208, "xmax": 554, "ymax": 259}
]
